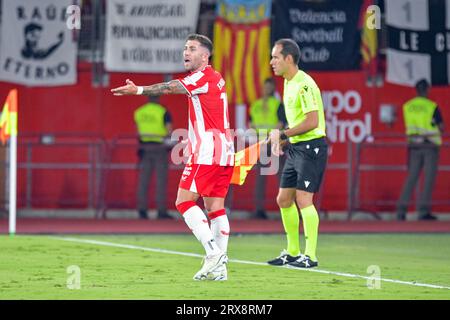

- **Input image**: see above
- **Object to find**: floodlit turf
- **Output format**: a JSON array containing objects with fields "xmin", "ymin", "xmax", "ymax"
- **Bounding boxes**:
[{"xmin": 1, "ymin": 234, "xmax": 450, "ymax": 300}]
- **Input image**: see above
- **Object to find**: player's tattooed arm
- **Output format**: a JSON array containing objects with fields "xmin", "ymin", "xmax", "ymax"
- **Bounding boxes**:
[
  {"xmin": 111, "ymin": 79, "xmax": 187, "ymax": 96},
  {"xmin": 142, "ymin": 80, "xmax": 187, "ymax": 96}
]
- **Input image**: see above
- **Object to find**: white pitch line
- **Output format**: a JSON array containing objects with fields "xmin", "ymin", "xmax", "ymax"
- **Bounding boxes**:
[{"xmin": 52, "ymin": 237, "xmax": 450, "ymax": 290}]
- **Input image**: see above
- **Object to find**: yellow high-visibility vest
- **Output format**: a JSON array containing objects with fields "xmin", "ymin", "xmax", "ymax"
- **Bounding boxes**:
[
  {"xmin": 249, "ymin": 96, "xmax": 280, "ymax": 134},
  {"xmin": 403, "ymin": 97, "xmax": 441, "ymax": 145},
  {"xmin": 134, "ymin": 103, "xmax": 168, "ymax": 143}
]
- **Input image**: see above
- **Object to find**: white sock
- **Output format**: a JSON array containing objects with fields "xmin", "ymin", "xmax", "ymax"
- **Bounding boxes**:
[
  {"xmin": 183, "ymin": 205, "xmax": 221, "ymax": 256},
  {"xmin": 210, "ymin": 215, "xmax": 230, "ymax": 253}
]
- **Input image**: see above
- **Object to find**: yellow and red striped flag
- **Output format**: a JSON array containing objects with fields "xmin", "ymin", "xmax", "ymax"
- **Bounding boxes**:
[
  {"xmin": 360, "ymin": 0, "xmax": 378, "ymax": 75},
  {"xmin": 0, "ymin": 89, "xmax": 18, "ymax": 145},
  {"xmin": 213, "ymin": 0, "xmax": 272, "ymax": 106}
]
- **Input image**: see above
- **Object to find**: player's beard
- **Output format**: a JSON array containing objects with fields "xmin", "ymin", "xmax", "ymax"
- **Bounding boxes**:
[
  {"xmin": 186, "ymin": 62, "xmax": 201, "ymax": 73},
  {"xmin": 184, "ymin": 62, "xmax": 195, "ymax": 72},
  {"xmin": 185, "ymin": 55, "xmax": 207, "ymax": 73}
]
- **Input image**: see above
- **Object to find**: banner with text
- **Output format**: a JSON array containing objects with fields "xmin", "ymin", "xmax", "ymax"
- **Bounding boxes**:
[
  {"xmin": 386, "ymin": 0, "xmax": 450, "ymax": 86},
  {"xmin": 272, "ymin": 0, "xmax": 363, "ymax": 71},
  {"xmin": 0, "ymin": 0, "xmax": 78, "ymax": 86},
  {"xmin": 105, "ymin": 0, "xmax": 200, "ymax": 73}
]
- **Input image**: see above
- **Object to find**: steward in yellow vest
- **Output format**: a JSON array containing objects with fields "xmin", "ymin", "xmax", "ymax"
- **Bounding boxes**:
[
  {"xmin": 248, "ymin": 77, "xmax": 286, "ymax": 220},
  {"xmin": 134, "ymin": 97, "xmax": 171, "ymax": 143},
  {"xmin": 403, "ymin": 81, "xmax": 443, "ymax": 146},
  {"xmin": 249, "ymin": 77, "xmax": 286, "ymax": 139},
  {"xmin": 397, "ymin": 79, "xmax": 444, "ymax": 221},
  {"xmin": 134, "ymin": 96, "xmax": 173, "ymax": 220}
]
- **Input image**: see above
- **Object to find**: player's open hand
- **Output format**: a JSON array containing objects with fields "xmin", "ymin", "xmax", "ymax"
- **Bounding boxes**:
[{"xmin": 111, "ymin": 79, "xmax": 139, "ymax": 96}]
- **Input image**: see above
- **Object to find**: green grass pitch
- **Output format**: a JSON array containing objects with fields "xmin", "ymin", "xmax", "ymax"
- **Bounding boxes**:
[{"xmin": 1, "ymin": 234, "xmax": 450, "ymax": 299}]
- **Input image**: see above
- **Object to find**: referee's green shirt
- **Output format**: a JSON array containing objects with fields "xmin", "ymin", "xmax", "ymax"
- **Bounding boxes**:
[{"xmin": 283, "ymin": 70, "xmax": 326, "ymax": 143}]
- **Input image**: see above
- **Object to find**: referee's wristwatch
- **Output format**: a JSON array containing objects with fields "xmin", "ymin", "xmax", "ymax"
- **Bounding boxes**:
[{"xmin": 280, "ymin": 130, "xmax": 288, "ymax": 141}]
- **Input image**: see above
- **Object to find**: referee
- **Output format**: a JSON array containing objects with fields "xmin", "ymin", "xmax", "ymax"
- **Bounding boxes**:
[{"xmin": 267, "ymin": 39, "xmax": 327, "ymax": 268}]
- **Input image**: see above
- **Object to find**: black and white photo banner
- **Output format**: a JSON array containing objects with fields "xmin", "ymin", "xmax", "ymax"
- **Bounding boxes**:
[
  {"xmin": 386, "ymin": 0, "xmax": 450, "ymax": 86},
  {"xmin": 0, "ymin": 0, "xmax": 78, "ymax": 86}
]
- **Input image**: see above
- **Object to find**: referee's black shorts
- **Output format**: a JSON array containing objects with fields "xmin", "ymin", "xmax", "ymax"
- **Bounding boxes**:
[{"xmin": 280, "ymin": 137, "xmax": 328, "ymax": 193}]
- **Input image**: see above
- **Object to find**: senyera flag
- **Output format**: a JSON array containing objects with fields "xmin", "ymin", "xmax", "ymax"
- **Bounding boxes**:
[
  {"xmin": 213, "ymin": 0, "xmax": 272, "ymax": 106},
  {"xmin": 230, "ymin": 140, "xmax": 266, "ymax": 185},
  {"xmin": 0, "ymin": 89, "xmax": 18, "ymax": 145}
]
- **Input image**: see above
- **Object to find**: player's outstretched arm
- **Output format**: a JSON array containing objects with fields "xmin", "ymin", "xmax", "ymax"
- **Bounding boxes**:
[{"xmin": 111, "ymin": 79, "xmax": 188, "ymax": 96}]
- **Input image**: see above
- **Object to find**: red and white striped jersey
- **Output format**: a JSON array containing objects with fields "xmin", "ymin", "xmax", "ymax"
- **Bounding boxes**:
[{"xmin": 177, "ymin": 65, "xmax": 234, "ymax": 166}]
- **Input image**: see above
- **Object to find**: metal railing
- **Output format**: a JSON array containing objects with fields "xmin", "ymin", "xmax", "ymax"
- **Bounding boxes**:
[
  {"xmin": 10, "ymin": 134, "xmax": 106, "ymax": 211},
  {"xmin": 1, "ymin": 134, "xmax": 353, "ymax": 218},
  {"xmin": 349, "ymin": 133, "xmax": 450, "ymax": 219},
  {"xmin": 96, "ymin": 134, "xmax": 184, "ymax": 218},
  {"xmin": 97, "ymin": 135, "xmax": 353, "ymax": 218},
  {"xmin": 4, "ymin": 133, "xmax": 448, "ymax": 219}
]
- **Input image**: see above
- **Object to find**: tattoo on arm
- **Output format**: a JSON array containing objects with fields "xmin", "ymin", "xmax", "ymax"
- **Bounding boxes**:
[{"xmin": 142, "ymin": 80, "xmax": 187, "ymax": 96}]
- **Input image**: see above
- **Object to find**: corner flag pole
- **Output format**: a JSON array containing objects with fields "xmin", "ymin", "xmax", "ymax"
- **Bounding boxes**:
[
  {"xmin": 8, "ymin": 132, "xmax": 17, "ymax": 236},
  {"xmin": 0, "ymin": 89, "xmax": 18, "ymax": 236}
]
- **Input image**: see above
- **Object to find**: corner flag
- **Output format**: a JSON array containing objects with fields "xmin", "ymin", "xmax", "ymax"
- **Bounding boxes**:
[
  {"xmin": 0, "ymin": 89, "xmax": 18, "ymax": 236},
  {"xmin": 0, "ymin": 89, "xmax": 18, "ymax": 145},
  {"xmin": 230, "ymin": 140, "xmax": 265, "ymax": 185}
]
